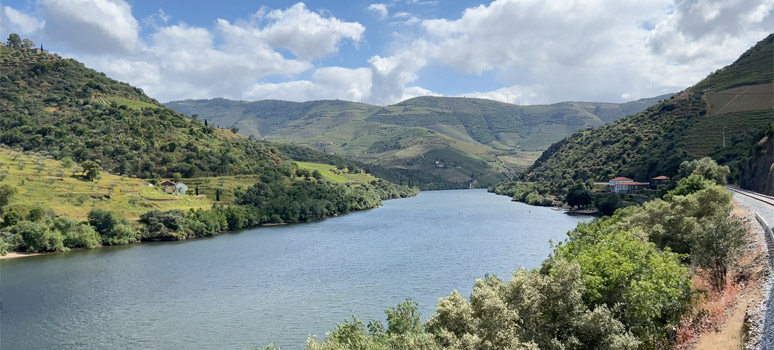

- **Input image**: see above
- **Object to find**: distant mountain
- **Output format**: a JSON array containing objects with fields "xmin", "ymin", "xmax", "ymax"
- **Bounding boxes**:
[
  {"xmin": 167, "ymin": 94, "xmax": 669, "ymax": 187},
  {"xmin": 525, "ymin": 33, "xmax": 774, "ymax": 186}
]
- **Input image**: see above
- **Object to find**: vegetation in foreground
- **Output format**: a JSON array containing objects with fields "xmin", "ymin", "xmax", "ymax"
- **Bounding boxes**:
[{"xmin": 258, "ymin": 159, "xmax": 746, "ymax": 349}]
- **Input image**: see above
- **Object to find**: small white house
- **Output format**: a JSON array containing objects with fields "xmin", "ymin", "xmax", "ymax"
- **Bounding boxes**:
[{"xmin": 160, "ymin": 180, "xmax": 188, "ymax": 195}]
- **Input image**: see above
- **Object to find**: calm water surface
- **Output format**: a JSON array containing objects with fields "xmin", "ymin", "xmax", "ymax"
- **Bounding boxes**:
[{"xmin": 0, "ymin": 189, "xmax": 589, "ymax": 349}]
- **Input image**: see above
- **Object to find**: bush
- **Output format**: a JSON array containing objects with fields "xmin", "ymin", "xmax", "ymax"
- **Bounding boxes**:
[
  {"xmin": 11, "ymin": 220, "xmax": 64, "ymax": 252},
  {"xmin": 54, "ymin": 217, "xmax": 100, "ymax": 248}
]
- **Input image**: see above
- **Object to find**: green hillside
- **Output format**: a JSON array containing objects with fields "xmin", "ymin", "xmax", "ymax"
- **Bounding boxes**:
[
  {"xmin": 167, "ymin": 94, "xmax": 669, "ymax": 187},
  {"xmin": 0, "ymin": 46, "xmax": 297, "ymax": 180},
  {"xmin": 524, "ymin": 33, "xmax": 773, "ymax": 187}
]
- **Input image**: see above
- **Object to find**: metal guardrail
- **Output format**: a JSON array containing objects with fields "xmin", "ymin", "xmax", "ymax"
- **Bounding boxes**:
[{"xmin": 756, "ymin": 213, "xmax": 773, "ymax": 240}]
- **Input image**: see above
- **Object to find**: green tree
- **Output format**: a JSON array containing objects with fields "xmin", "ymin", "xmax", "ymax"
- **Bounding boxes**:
[
  {"xmin": 81, "ymin": 160, "xmax": 100, "ymax": 180},
  {"xmin": 61, "ymin": 157, "xmax": 74, "ymax": 168},
  {"xmin": 88, "ymin": 209, "xmax": 117, "ymax": 236},
  {"xmin": 553, "ymin": 220, "xmax": 692, "ymax": 339},
  {"xmin": 22, "ymin": 38, "xmax": 34, "ymax": 50},
  {"xmin": 6, "ymin": 33, "xmax": 21, "ymax": 49},
  {"xmin": 12, "ymin": 220, "xmax": 64, "ymax": 253},
  {"xmin": 692, "ymin": 214, "xmax": 746, "ymax": 291},
  {"xmin": 566, "ymin": 182, "xmax": 592, "ymax": 208},
  {"xmin": 0, "ymin": 184, "xmax": 17, "ymax": 211},
  {"xmin": 677, "ymin": 157, "xmax": 730, "ymax": 185}
]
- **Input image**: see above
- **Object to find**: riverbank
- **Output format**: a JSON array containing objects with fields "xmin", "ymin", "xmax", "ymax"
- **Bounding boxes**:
[{"xmin": 0, "ymin": 205, "xmax": 373, "ymax": 260}]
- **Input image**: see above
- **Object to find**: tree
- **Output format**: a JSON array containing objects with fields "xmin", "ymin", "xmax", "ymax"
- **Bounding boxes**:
[
  {"xmin": 81, "ymin": 161, "xmax": 100, "ymax": 180},
  {"xmin": 566, "ymin": 182, "xmax": 592, "ymax": 208},
  {"xmin": 6, "ymin": 33, "xmax": 21, "ymax": 50},
  {"xmin": 0, "ymin": 184, "xmax": 17, "ymax": 211},
  {"xmin": 692, "ymin": 214, "xmax": 746, "ymax": 291},
  {"xmin": 172, "ymin": 172, "xmax": 182, "ymax": 182},
  {"xmin": 88, "ymin": 209, "xmax": 117, "ymax": 236},
  {"xmin": 22, "ymin": 38, "xmax": 34, "ymax": 50},
  {"xmin": 677, "ymin": 157, "xmax": 730, "ymax": 185},
  {"xmin": 61, "ymin": 157, "xmax": 74, "ymax": 168}
]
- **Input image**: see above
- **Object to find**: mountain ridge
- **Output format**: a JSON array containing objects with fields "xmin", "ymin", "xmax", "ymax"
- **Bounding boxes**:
[{"xmin": 166, "ymin": 94, "xmax": 670, "ymax": 187}]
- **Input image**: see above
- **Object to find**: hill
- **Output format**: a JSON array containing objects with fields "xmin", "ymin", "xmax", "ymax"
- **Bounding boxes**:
[
  {"xmin": 524, "ymin": 33, "xmax": 774, "ymax": 187},
  {"xmin": 166, "ymin": 94, "xmax": 669, "ymax": 187},
  {"xmin": 0, "ymin": 38, "xmax": 417, "ymax": 252},
  {"xmin": 0, "ymin": 45, "xmax": 297, "ymax": 180}
]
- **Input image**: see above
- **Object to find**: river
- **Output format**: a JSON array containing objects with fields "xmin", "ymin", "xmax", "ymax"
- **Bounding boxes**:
[{"xmin": 0, "ymin": 189, "xmax": 589, "ymax": 349}]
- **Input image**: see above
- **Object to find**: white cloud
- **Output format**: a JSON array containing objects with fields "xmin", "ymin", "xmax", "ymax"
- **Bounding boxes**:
[
  {"xmin": 391, "ymin": 12, "xmax": 420, "ymax": 25},
  {"xmin": 458, "ymin": 85, "xmax": 543, "ymax": 105},
  {"xmin": 1, "ymin": 0, "xmax": 772, "ymax": 106},
  {"xmin": 42, "ymin": 0, "xmax": 140, "ymax": 54},
  {"xmin": 367, "ymin": 3, "xmax": 388, "ymax": 20},
  {"xmin": 248, "ymin": 3, "xmax": 365, "ymax": 60},
  {"xmin": 243, "ymin": 66, "xmax": 372, "ymax": 102},
  {"xmin": 368, "ymin": 40, "xmax": 430, "ymax": 105},
  {"xmin": 142, "ymin": 8, "xmax": 170, "ymax": 29},
  {"xmin": 647, "ymin": 0, "xmax": 774, "ymax": 63},
  {"xmin": 3, "ymin": 6, "xmax": 44, "ymax": 35}
]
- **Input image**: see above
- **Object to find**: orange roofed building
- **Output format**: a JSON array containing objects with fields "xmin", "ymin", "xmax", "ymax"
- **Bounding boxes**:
[{"xmin": 609, "ymin": 176, "xmax": 650, "ymax": 194}]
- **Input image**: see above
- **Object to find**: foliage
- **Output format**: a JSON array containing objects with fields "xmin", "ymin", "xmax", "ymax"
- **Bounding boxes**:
[
  {"xmin": 593, "ymin": 193, "xmax": 625, "ymax": 216},
  {"xmin": 81, "ymin": 160, "xmax": 100, "ymax": 180},
  {"xmin": 305, "ymin": 300, "xmax": 440, "ymax": 350},
  {"xmin": 54, "ymin": 217, "xmax": 100, "ymax": 248},
  {"xmin": 488, "ymin": 181, "xmax": 554, "ymax": 206},
  {"xmin": 552, "ymin": 221, "xmax": 692, "ymax": 339},
  {"xmin": 676, "ymin": 157, "xmax": 730, "ymax": 185},
  {"xmin": 6, "ymin": 33, "xmax": 21, "ymax": 50},
  {"xmin": 88, "ymin": 209, "xmax": 137, "ymax": 245},
  {"xmin": 428, "ymin": 261, "xmax": 639, "ymax": 350},
  {"xmin": 691, "ymin": 214, "xmax": 746, "ymax": 291},
  {"xmin": 2, "ymin": 220, "xmax": 63, "ymax": 253},
  {"xmin": 0, "ymin": 184, "xmax": 17, "ymax": 210},
  {"xmin": 667, "ymin": 174, "xmax": 715, "ymax": 197},
  {"xmin": 0, "ymin": 41, "xmax": 297, "ymax": 180},
  {"xmin": 565, "ymin": 182, "xmax": 592, "ymax": 208}
]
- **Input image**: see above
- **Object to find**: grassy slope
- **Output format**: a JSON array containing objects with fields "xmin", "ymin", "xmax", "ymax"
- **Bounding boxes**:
[
  {"xmin": 166, "ymin": 95, "xmax": 668, "ymax": 187},
  {"xmin": 526, "ymin": 33, "xmax": 774, "ymax": 185},
  {"xmin": 0, "ymin": 147, "xmax": 212, "ymax": 220},
  {"xmin": 0, "ymin": 145, "xmax": 388, "ymax": 221}
]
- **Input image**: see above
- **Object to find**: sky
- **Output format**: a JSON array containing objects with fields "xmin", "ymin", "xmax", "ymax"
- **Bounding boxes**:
[{"xmin": 0, "ymin": 0, "xmax": 771, "ymax": 105}]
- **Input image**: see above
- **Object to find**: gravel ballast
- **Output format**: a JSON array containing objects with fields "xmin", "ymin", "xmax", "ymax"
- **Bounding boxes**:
[{"xmin": 734, "ymin": 192, "xmax": 774, "ymax": 350}]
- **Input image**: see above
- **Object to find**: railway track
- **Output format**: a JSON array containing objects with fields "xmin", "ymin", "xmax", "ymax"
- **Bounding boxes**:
[
  {"xmin": 726, "ymin": 186, "xmax": 774, "ymax": 207},
  {"xmin": 727, "ymin": 186, "xmax": 774, "ymax": 349}
]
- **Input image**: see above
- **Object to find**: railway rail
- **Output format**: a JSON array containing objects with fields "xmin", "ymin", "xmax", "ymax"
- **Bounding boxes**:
[{"xmin": 727, "ymin": 186, "xmax": 774, "ymax": 208}]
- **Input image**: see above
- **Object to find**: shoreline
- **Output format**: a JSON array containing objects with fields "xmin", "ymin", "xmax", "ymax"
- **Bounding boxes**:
[
  {"xmin": 0, "ymin": 251, "xmax": 58, "ymax": 260},
  {"xmin": 0, "ymin": 198, "xmax": 398, "ymax": 261}
]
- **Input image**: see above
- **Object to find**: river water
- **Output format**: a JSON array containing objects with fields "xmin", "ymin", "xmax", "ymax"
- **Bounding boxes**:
[{"xmin": 0, "ymin": 189, "xmax": 589, "ymax": 349}]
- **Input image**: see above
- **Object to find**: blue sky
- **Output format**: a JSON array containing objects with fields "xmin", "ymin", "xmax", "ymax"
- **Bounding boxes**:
[{"xmin": 0, "ymin": 0, "xmax": 771, "ymax": 105}]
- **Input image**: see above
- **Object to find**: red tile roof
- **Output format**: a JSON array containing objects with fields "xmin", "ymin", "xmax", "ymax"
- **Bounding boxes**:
[
  {"xmin": 618, "ymin": 181, "xmax": 649, "ymax": 186},
  {"xmin": 651, "ymin": 175, "xmax": 670, "ymax": 180},
  {"xmin": 610, "ymin": 177, "xmax": 633, "ymax": 181}
]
